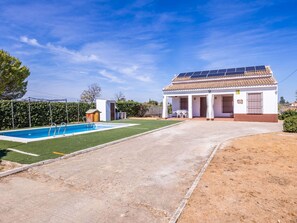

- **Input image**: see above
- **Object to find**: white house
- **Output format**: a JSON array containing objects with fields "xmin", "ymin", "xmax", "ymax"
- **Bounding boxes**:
[{"xmin": 162, "ymin": 65, "xmax": 278, "ymax": 122}]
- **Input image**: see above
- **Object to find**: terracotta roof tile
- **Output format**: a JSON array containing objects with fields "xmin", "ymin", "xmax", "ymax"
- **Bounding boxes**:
[{"xmin": 164, "ymin": 76, "xmax": 277, "ymax": 91}]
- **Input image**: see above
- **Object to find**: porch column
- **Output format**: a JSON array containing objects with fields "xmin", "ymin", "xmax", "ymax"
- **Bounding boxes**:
[
  {"xmin": 162, "ymin": 95, "xmax": 168, "ymax": 118},
  {"xmin": 188, "ymin": 94, "xmax": 193, "ymax": 118},
  {"xmin": 206, "ymin": 93, "xmax": 214, "ymax": 120}
]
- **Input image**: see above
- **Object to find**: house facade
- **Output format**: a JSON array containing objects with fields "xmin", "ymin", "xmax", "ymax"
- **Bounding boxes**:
[{"xmin": 162, "ymin": 65, "xmax": 278, "ymax": 122}]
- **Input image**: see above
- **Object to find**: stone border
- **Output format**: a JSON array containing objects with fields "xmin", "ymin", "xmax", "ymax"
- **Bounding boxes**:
[
  {"xmin": 0, "ymin": 121, "xmax": 183, "ymax": 178},
  {"xmin": 168, "ymin": 143, "xmax": 222, "ymax": 223}
]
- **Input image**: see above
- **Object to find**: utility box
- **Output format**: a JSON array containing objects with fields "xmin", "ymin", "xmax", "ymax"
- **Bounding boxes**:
[
  {"xmin": 86, "ymin": 109, "xmax": 100, "ymax": 122},
  {"xmin": 96, "ymin": 99, "xmax": 116, "ymax": 121}
]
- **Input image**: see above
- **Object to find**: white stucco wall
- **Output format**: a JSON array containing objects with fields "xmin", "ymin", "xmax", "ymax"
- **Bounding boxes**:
[
  {"xmin": 172, "ymin": 97, "xmax": 180, "ymax": 111},
  {"xmin": 233, "ymin": 88, "xmax": 278, "ymax": 114},
  {"xmin": 213, "ymin": 95, "xmax": 233, "ymax": 117},
  {"xmin": 164, "ymin": 86, "xmax": 278, "ymax": 117},
  {"xmin": 262, "ymin": 89, "xmax": 278, "ymax": 114}
]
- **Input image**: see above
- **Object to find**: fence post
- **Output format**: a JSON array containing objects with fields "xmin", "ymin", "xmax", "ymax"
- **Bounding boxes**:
[
  {"xmin": 77, "ymin": 101, "xmax": 80, "ymax": 122},
  {"xmin": 11, "ymin": 100, "xmax": 15, "ymax": 129},
  {"xmin": 66, "ymin": 99, "xmax": 69, "ymax": 124},
  {"xmin": 49, "ymin": 101, "xmax": 52, "ymax": 125},
  {"xmin": 28, "ymin": 98, "xmax": 31, "ymax": 127}
]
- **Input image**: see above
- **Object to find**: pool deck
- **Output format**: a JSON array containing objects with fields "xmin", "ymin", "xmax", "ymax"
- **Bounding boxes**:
[{"xmin": 0, "ymin": 121, "xmax": 282, "ymax": 223}]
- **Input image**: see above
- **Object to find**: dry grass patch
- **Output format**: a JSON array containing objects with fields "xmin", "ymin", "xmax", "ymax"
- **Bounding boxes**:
[{"xmin": 178, "ymin": 132, "xmax": 297, "ymax": 223}]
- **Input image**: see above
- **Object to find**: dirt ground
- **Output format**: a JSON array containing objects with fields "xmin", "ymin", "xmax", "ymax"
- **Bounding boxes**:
[
  {"xmin": 178, "ymin": 132, "xmax": 297, "ymax": 223},
  {"xmin": 0, "ymin": 160, "xmax": 23, "ymax": 172}
]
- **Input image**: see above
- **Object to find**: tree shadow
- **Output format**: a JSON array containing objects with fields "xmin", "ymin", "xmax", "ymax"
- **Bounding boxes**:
[{"xmin": 0, "ymin": 149, "xmax": 10, "ymax": 160}]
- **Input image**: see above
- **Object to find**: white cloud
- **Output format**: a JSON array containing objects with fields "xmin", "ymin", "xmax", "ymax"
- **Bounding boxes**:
[
  {"xmin": 99, "ymin": 70, "xmax": 124, "ymax": 83},
  {"xmin": 19, "ymin": 36, "xmax": 159, "ymax": 83},
  {"xmin": 20, "ymin": 36, "xmax": 41, "ymax": 47}
]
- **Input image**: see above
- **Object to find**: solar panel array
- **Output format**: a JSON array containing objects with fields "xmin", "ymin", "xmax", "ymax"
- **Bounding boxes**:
[{"xmin": 177, "ymin": 65, "xmax": 266, "ymax": 79}]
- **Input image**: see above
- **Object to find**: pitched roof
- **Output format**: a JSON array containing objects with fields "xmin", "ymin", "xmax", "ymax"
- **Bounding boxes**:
[{"xmin": 163, "ymin": 65, "xmax": 277, "ymax": 91}]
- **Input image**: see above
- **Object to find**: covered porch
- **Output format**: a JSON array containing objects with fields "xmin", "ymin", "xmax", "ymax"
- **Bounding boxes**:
[{"xmin": 162, "ymin": 93, "xmax": 234, "ymax": 120}]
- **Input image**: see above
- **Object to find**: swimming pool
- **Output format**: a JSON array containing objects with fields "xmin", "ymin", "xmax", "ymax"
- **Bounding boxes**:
[{"xmin": 0, "ymin": 123, "xmax": 136, "ymax": 143}]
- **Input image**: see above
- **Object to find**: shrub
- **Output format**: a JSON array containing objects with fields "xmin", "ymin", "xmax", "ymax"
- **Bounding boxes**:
[
  {"xmin": 283, "ymin": 116, "xmax": 297, "ymax": 132},
  {"xmin": 116, "ymin": 101, "xmax": 149, "ymax": 117},
  {"xmin": 279, "ymin": 109, "xmax": 297, "ymax": 120}
]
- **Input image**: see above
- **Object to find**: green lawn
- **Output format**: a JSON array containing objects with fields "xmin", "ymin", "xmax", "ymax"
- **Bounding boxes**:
[{"xmin": 0, "ymin": 119, "xmax": 180, "ymax": 164}]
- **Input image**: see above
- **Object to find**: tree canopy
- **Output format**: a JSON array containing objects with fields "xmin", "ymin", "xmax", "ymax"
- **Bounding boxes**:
[
  {"xmin": 80, "ymin": 83, "xmax": 101, "ymax": 103},
  {"xmin": 279, "ymin": 96, "xmax": 286, "ymax": 104},
  {"xmin": 114, "ymin": 91, "xmax": 126, "ymax": 101},
  {"xmin": 0, "ymin": 50, "xmax": 30, "ymax": 100}
]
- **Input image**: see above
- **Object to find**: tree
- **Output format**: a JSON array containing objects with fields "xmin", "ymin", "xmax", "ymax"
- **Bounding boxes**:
[
  {"xmin": 147, "ymin": 99, "xmax": 158, "ymax": 106},
  {"xmin": 279, "ymin": 96, "xmax": 286, "ymax": 104},
  {"xmin": 80, "ymin": 83, "xmax": 101, "ymax": 103},
  {"xmin": 0, "ymin": 49, "xmax": 30, "ymax": 100},
  {"xmin": 115, "ymin": 91, "xmax": 126, "ymax": 101}
]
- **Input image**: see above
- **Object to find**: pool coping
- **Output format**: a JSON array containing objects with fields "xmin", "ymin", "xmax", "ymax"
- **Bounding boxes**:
[
  {"xmin": 0, "ymin": 122, "xmax": 137, "ymax": 143},
  {"xmin": 0, "ymin": 121, "xmax": 183, "ymax": 178}
]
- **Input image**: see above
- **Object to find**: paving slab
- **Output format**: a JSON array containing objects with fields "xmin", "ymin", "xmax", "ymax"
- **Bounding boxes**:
[{"xmin": 0, "ymin": 121, "xmax": 282, "ymax": 223}]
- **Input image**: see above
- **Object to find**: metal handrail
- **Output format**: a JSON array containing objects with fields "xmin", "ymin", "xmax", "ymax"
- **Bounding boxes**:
[
  {"xmin": 86, "ymin": 122, "xmax": 95, "ymax": 128},
  {"xmin": 48, "ymin": 123, "xmax": 57, "ymax": 136},
  {"xmin": 58, "ymin": 122, "xmax": 67, "ymax": 135}
]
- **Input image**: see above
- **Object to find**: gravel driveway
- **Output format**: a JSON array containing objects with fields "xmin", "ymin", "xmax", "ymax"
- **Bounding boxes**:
[{"xmin": 0, "ymin": 121, "xmax": 282, "ymax": 223}]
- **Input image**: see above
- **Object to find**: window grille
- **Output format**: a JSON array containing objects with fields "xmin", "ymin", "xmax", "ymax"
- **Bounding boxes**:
[{"xmin": 247, "ymin": 93, "xmax": 263, "ymax": 114}]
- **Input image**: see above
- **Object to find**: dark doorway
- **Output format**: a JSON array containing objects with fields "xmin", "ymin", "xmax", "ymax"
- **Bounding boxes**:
[
  {"xmin": 110, "ymin": 103, "xmax": 115, "ymax": 120},
  {"xmin": 200, "ymin": 97, "xmax": 207, "ymax": 117},
  {"xmin": 223, "ymin": 96, "xmax": 234, "ymax": 114}
]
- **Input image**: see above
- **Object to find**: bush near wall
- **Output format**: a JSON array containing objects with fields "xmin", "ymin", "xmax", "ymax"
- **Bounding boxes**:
[
  {"xmin": 116, "ymin": 101, "xmax": 149, "ymax": 117},
  {"xmin": 278, "ymin": 109, "xmax": 297, "ymax": 120},
  {"xmin": 283, "ymin": 116, "xmax": 297, "ymax": 133},
  {"xmin": 0, "ymin": 100, "xmax": 94, "ymax": 130}
]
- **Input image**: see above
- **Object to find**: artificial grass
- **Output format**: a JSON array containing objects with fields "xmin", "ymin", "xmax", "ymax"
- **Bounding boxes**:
[{"xmin": 0, "ymin": 119, "xmax": 180, "ymax": 164}]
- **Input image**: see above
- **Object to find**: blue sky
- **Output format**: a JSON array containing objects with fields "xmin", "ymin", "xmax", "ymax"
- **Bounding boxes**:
[{"xmin": 0, "ymin": 0, "xmax": 297, "ymax": 102}]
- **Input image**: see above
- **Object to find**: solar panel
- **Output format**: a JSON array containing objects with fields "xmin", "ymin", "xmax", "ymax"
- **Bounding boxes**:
[
  {"xmin": 181, "ymin": 65, "xmax": 266, "ymax": 79},
  {"xmin": 193, "ymin": 71, "xmax": 202, "ymax": 76},
  {"xmin": 246, "ymin": 66, "xmax": 255, "ymax": 71},
  {"xmin": 218, "ymin": 69, "xmax": 227, "ymax": 73},
  {"xmin": 236, "ymin": 67, "xmax": 245, "ymax": 72},
  {"xmin": 177, "ymin": 73, "xmax": 186, "ymax": 78},
  {"xmin": 208, "ymin": 72, "xmax": 225, "ymax": 77},
  {"xmin": 255, "ymin": 65, "xmax": 266, "ymax": 71},
  {"xmin": 209, "ymin": 70, "xmax": 218, "ymax": 74},
  {"xmin": 185, "ymin": 72, "xmax": 193, "ymax": 77},
  {"xmin": 227, "ymin": 68, "xmax": 236, "ymax": 72}
]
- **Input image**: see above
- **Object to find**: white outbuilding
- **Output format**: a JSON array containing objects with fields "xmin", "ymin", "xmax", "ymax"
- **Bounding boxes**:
[
  {"xmin": 162, "ymin": 65, "xmax": 278, "ymax": 122},
  {"xmin": 96, "ymin": 99, "xmax": 116, "ymax": 121}
]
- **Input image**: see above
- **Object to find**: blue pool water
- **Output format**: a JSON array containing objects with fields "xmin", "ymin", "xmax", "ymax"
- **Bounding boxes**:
[{"xmin": 0, "ymin": 123, "xmax": 117, "ymax": 139}]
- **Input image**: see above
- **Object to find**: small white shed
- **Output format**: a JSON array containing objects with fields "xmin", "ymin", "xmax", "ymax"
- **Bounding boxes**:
[{"xmin": 96, "ymin": 99, "xmax": 116, "ymax": 121}]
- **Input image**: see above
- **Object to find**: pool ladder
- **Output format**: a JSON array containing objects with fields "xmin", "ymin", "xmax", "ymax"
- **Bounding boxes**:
[
  {"xmin": 86, "ymin": 122, "xmax": 95, "ymax": 128},
  {"xmin": 58, "ymin": 122, "xmax": 67, "ymax": 135},
  {"xmin": 48, "ymin": 123, "xmax": 57, "ymax": 136}
]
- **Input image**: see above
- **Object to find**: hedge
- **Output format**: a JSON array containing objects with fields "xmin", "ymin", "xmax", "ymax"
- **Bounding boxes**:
[
  {"xmin": 278, "ymin": 109, "xmax": 297, "ymax": 120},
  {"xmin": 116, "ymin": 101, "xmax": 148, "ymax": 117},
  {"xmin": 0, "ymin": 100, "xmax": 94, "ymax": 130},
  {"xmin": 283, "ymin": 116, "xmax": 297, "ymax": 133}
]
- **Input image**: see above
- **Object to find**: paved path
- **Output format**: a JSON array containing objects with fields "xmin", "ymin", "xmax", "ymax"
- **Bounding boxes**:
[{"xmin": 0, "ymin": 121, "xmax": 282, "ymax": 223}]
